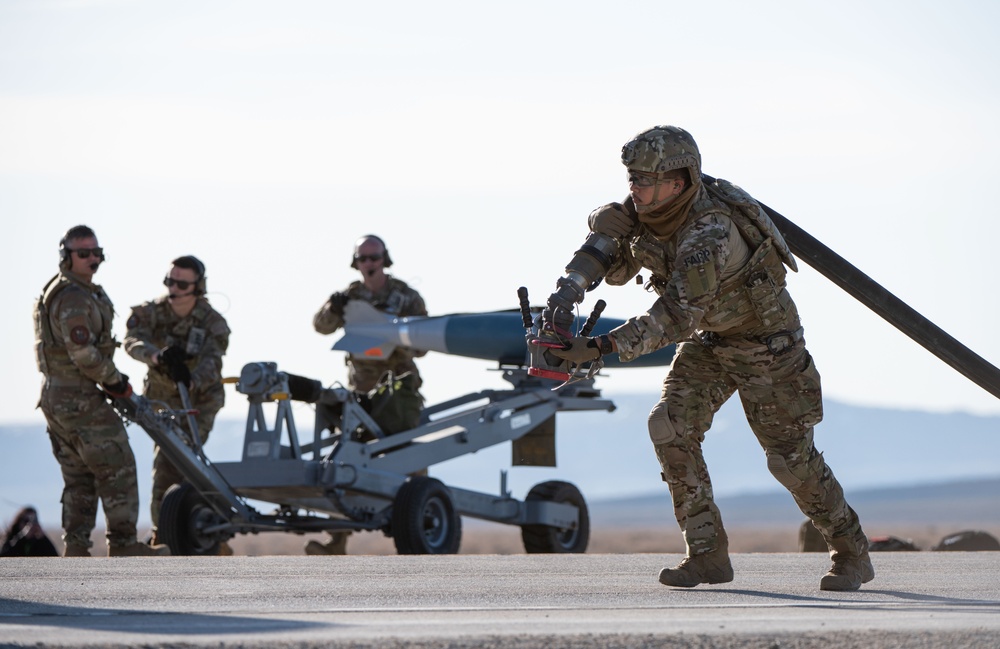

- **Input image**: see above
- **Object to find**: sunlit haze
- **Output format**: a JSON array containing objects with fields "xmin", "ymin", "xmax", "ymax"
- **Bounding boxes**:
[{"xmin": 5, "ymin": 0, "xmax": 1000, "ymax": 429}]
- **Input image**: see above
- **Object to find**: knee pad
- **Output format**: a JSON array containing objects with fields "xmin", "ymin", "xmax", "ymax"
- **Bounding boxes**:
[
  {"xmin": 648, "ymin": 402, "xmax": 677, "ymax": 445},
  {"xmin": 766, "ymin": 452, "xmax": 803, "ymax": 489}
]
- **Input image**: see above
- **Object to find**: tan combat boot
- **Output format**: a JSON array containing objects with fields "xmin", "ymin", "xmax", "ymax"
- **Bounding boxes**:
[
  {"xmin": 109, "ymin": 541, "xmax": 172, "ymax": 557},
  {"xmin": 659, "ymin": 533, "xmax": 734, "ymax": 588},
  {"xmin": 820, "ymin": 533, "xmax": 875, "ymax": 591},
  {"xmin": 305, "ymin": 531, "xmax": 350, "ymax": 556},
  {"xmin": 63, "ymin": 544, "xmax": 91, "ymax": 557}
]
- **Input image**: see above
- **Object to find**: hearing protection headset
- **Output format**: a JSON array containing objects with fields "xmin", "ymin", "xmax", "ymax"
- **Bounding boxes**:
[{"xmin": 350, "ymin": 234, "xmax": 393, "ymax": 269}]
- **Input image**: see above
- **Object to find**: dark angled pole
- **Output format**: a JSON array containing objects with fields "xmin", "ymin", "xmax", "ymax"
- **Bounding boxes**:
[{"xmin": 759, "ymin": 200, "xmax": 1000, "ymax": 402}]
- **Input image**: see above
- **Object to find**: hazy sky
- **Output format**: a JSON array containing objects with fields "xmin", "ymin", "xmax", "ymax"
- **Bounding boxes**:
[{"xmin": 4, "ymin": 0, "xmax": 1000, "ymax": 432}]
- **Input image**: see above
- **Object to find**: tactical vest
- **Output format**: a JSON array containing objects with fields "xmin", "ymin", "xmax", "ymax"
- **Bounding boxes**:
[
  {"xmin": 345, "ymin": 277, "xmax": 420, "ymax": 316},
  {"xmin": 34, "ymin": 274, "xmax": 117, "ymax": 378},
  {"xmin": 704, "ymin": 176, "xmax": 797, "ymax": 272},
  {"xmin": 138, "ymin": 298, "xmax": 224, "ymax": 399},
  {"xmin": 343, "ymin": 277, "xmax": 424, "ymax": 392},
  {"xmin": 142, "ymin": 299, "xmax": 213, "ymax": 356},
  {"xmin": 632, "ymin": 182, "xmax": 798, "ymax": 337}
]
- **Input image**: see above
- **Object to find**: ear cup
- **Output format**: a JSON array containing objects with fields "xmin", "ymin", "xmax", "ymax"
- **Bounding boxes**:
[
  {"xmin": 192, "ymin": 257, "xmax": 207, "ymax": 295},
  {"xmin": 59, "ymin": 239, "xmax": 70, "ymax": 268}
]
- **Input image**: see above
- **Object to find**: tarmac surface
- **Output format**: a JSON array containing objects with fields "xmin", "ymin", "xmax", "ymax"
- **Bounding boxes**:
[{"xmin": 1, "ymin": 552, "xmax": 999, "ymax": 648}]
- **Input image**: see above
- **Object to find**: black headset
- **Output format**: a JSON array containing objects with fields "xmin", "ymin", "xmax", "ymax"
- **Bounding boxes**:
[
  {"xmin": 171, "ymin": 255, "xmax": 208, "ymax": 295},
  {"xmin": 350, "ymin": 234, "xmax": 393, "ymax": 269},
  {"xmin": 59, "ymin": 225, "xmax": 104, "ymax": 269}
]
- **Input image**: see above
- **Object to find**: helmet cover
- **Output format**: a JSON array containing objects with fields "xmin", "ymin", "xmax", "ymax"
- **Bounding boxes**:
[{"xmin": 621, "ymin": 125, "xmax": 701, "ymax": 181}]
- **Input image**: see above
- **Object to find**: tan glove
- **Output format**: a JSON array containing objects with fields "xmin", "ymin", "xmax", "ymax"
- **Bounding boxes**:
[
  {"xmin": 549, "ymin": 336, "xmax": 602, "ymax": 363},
  {"xmin": 588, "ymin": 203, "xmax": 636, "ymax": 239}
]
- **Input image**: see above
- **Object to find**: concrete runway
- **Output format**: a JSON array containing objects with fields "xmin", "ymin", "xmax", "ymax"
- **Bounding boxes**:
[{"xmin": 2, "ymin": 552, "xmax": 999, "ymax": 648}]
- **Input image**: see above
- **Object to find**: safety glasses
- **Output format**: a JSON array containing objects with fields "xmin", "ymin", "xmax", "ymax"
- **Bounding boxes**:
[
  {"xmin": 70, "ymin": 247, "xmax": 103, "ymax": 259},
  {"xmin": 163, "ymin": 277, "xmax": 195, "ymax": 290},
  {"xmin": 627, "ymin": 173, "xmax": 658, "ymax": 187}
]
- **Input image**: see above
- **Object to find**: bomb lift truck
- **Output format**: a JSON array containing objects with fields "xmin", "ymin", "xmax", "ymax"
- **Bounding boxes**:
[{"xmin": 120, "ymin": 355, "xmax": 615, "ymax": 556}]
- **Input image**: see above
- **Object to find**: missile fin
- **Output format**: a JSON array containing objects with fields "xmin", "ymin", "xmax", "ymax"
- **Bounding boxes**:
[
  {"xmin": 332, "ymin": 335, "xmax": 395, "ymax": 359},
  {"xmin": 332, "ymin": 301, "xmax": 399, "ymax": 359},
  {"xmin": 343, "ymin": 300, "xmax": 395, "ymax": 324}
]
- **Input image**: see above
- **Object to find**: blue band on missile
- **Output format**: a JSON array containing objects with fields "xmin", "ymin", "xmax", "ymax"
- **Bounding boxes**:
[{"xmin": 438, "ymin": 312, "xmax": 675, "ymax": 369}]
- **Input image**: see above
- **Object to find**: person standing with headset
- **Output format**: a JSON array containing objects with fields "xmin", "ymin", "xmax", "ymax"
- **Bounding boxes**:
[
  {"xmin": 124, "ymin": 255, "xmax": 231, "ymax": 550},
  {"xmin": 308, "ymin": 234, "xmax": 428, "ymax": 555},
  {"xmin": 33, "ymin": 225, "xmax": 170, "ymax": 557}
]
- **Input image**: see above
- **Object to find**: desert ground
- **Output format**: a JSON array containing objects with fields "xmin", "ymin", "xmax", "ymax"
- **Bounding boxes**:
[{"xmin": 37, "ymin": 520, "xmax": 999, "ymax": 557}]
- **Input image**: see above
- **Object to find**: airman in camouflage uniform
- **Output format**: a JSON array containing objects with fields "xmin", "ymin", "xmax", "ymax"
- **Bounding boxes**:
[
  {"xmin": 551, "ymin": 126, "xmax": 873, "ymax": 591},
  {"xmin": 124, "ymin": 255, "xmax": 230, "ymax": 545},
  {"xmin": 308, "ymin": 234, "xmax": 427, "ymax": 555},
  {"xmin": 314, "ymin": 235, "xmax": 427, "ymax": 394},
  {"xmin": 33, "ymin": 225, "xmax": 169, "ymax": 557}
]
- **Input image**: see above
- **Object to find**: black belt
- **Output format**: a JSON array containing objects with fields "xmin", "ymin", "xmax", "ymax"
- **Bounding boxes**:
[{"xmin": 697, "ymin": 326, "xmax": 804, "ymax": 355}]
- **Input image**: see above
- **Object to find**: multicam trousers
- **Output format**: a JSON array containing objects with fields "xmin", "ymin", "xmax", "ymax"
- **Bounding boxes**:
[
  {"xmin": 148, "ymin": 397, "xmax": 219, "ymax": 531},
  {"xmin": 40, "ymin": 384, "xmax": 140, "ymax": 549},
  {"xmin": 648, "ymin": 335, "xmax": 863, "ymax": 556}
]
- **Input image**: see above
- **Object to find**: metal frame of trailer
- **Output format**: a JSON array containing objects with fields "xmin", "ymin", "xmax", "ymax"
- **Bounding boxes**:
[{"xmin": 117, "ymin": 362, "xmax": 614, "ymax": 555}]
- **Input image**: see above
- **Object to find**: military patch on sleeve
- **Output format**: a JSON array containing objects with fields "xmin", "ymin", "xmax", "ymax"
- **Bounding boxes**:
[
  {"xmin": 70, "ymin": 325, "xmax": 91, "ymax": 345},
  {"xmin": 682, "ymin": 247, "xmax": 717, "ymax": 298}
]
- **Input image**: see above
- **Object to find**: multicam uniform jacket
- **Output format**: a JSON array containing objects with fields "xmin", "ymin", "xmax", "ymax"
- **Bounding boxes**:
[
  {"xmin": 33, "ymin": 270, "xmax": 140, "ymax": 548},
  {"xmin": 35, "ymin": 271, "xmax": 125, "ymax": 388},
  {"xmin": 123, "ymin": 296, "xmax": 230, "ymax": 409},
  {"xmin": 605, "ymin": 179, "xmax": 801, "ymax": 360},
  {"xmin": 313, "ymin": 276, "xmax": 427, "ymax": 393}
]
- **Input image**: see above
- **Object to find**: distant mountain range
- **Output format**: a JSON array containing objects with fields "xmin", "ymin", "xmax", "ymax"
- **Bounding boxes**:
[
  {"xmin": 589, "ymin": 476, "xmax": 1000, "ymax": 529},
  {"xmin": 2, "ymin": 393, "xmax": 998, "ymax": 532}
]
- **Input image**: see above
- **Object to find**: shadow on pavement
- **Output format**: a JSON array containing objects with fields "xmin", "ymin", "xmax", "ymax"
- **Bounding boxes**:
[{"xmin": 0, "ymin": 597, "xmax": 331, "ymax": 636}]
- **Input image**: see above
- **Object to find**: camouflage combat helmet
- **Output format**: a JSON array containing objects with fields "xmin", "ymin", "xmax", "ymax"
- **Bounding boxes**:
[{"xmin": 621, "ymin": 125, "xmax": 701, "ymax": 182}]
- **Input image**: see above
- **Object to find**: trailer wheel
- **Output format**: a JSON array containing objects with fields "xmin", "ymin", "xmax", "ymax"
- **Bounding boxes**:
[
  {"xmin": 521, "ymin": 480, "xmax": 589, "ymax": 553},
  {"xmin": 391, "ymin": 477, "xmax": 461, "ymax": 554},
  {"xmin": 158, "ymin": 482, "xmax": 228, "ymax": 556}
]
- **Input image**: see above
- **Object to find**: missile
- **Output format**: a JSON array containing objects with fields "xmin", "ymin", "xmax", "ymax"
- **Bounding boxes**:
[{"xmin": 331, "ymin": 300, "xmax": 675, "ymax": 369}]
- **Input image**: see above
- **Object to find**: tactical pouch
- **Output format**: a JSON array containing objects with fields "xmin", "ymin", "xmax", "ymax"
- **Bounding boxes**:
[
  {"xmin": 743, "ymin": 239, "xmax": 793, "ymax": 330},
  {"xmin": 33, "ymin": 307, "xmax": 49, "ymax": 375},
  {"xmin": 33, "ymin": 278, "xmax": 63, "ymax": 375}
]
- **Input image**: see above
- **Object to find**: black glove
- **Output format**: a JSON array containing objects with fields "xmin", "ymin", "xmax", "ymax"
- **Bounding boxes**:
[
  {"xmin": 159, "ymin": 345, "xmax": 192, "ymax": 387},
  {"xmin": 549, "ymin": 336, "xmax": 603, "ymax": 364},
  {"xmin": 169, "ymin": 362, "xmax": 192, "ymax": 387},
  {"xmin": 103, "ymin": 374, "xmax": 133, "ymax": 398},
  {"xmin": 159, "ymin": 345, "xmax": 189, "ymax": 368},
  {"xmin": 329, "ymin": 292, "xmax": 350, "ymax": 314}
]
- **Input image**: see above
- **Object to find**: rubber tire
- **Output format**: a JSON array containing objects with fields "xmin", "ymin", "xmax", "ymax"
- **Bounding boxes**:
[
  {"xmin": 158, "ymin": 482, "xmax": 226, "ymax": 556},
  {"xmin": 521, "ymin": 480, "xmax": 589, "ymax": 553},
  {"xmin": 391, "ymin": 477, "xmax": 461, "ymax": 555}
]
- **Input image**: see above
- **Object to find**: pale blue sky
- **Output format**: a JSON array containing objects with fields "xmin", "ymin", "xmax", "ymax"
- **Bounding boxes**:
[{"xmin": 4, "ymin": 0, "xmax": 1000, "ymax": 429}]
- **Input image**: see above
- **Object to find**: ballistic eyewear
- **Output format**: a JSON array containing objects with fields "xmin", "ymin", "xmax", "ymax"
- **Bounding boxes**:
[
  {"xmin": 627, "ymin": 172, "xmax": 659, "ymax": 187},
  {"xmin": 70, "ymin": 247, "xmax": 104, "ymax": 259},
  {"xmin": 163, "ymin": 277, "xmax": 195, "ymax": 290},
  {"xmin": 354, "ymin": 254, "xmax": 383, "ymax": 263}
]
